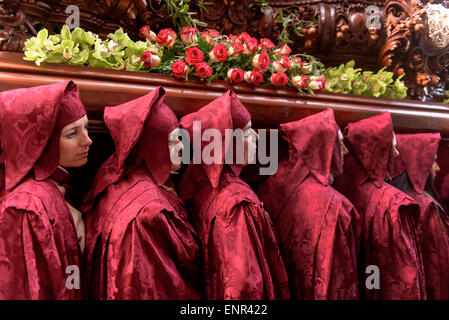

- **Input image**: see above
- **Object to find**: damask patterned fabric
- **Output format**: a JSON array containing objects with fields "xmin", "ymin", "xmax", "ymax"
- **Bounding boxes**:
[
  {"xmin": 82, "ymin": 87, "xmax": 201, "ymax": 299},
  {"xmin": 178, "ymin": 91, "xmax": 290, "ymax": 300},
  {"xmin": 334, "ymin": 112, "xmax": 426, "ymax": 300},
  {"xmin": 257, "ymin": 109, "xmax": 360, "ymax": 299},
  {"xmin": 388, "ymin": 133, "xmax": 449, "ymax": 299},
  {"xmin": 0, "ymin": 81, "xmax": 85, "ymax": 299}
]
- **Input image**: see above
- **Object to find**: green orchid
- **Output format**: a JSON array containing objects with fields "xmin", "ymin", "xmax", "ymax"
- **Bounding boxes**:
[
  {"xmin": 71, "ymin": 27, "xmax": 98, "ymax": 50},
  {"xmin": 351, "ymin": 79, "xmax": 368, "ymax": 95},
  {"xmin": 108, "ymin": 28, "xmax": 131, "ymax": 48},
  {"xmin": 23, "ymin": 29, "xmax": 53, "ymax": 66},
  {"xmin": 45, "ymin": 39, "xmax": 89, "ymax": 65},
  {"xmin": 124, "ymin": 40, "xmax": 149, "ymax": 71}
]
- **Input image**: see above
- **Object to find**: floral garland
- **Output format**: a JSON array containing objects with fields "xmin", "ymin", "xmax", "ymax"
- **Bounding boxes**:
[{"xmin": 23, "ymin": 25, "xmax": 326, "ymax": 94}]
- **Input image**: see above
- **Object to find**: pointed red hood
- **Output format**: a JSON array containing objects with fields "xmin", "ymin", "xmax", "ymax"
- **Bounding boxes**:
[
  {"xmin": 394, "ymin": 133, "xmax": 440, "ymax": 194},
  {"xmin": 0, "ymin": 81, "xmax": 85, "ymax": 191},
  {"xmin": 280, "ymin": 108, "xmax": 340, "ymax": 185},
  {"xmin": 82, "ymin": 87, "xmax": 178, "ymax": 212},
  {"xmin": 179, "ymin": 90, "xmax": 251, "ymax": 188},
  {"xmin": 344, "ymin": 112, "xmax": 394, "ymax": 187}
]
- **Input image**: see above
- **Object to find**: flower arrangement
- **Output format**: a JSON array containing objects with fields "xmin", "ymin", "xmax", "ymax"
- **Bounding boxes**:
[
  {"xmin": 324, "ymin": 60, "xmax": 408, "ymax": 99},
  {"xmin": 23, "ymin": 25, "xmax": 326, "ymax": 94}
]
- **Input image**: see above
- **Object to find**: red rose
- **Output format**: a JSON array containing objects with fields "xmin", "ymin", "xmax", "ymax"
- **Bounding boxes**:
[
  {"xmin": 227, "ymin": 68, "xmax": 244, "ymax": 83},
  {"xmin": 244, "ymin": 37, "xmax": 258, "ymax": 54},
  {"xmin": 185, "ymin": 47, "xmax": 204, "ymax": 65},
  {"xmin": 195, "ymin": 62, "xmax": 213, "ymax": 78},
  {"xmin": 291, "ymin": 75, "xmax": 308, "ymax": 89},
  {"xmin": 274, "ymin": 44, "xmax": 292, "ymax": 56},
  {"xmin": 156, "ymin": 28, "xmax": 177, "ymax": 47},
  {"xmin": 291, "ymin": 56, "xmax": 303, "ymax": 68},
  {"xmin": 229, "ymin": 34, "xmax": 238, "ymax": 42},
  {"xmin": 180, "ymin": 27, "xmax": 198, "ymax": 44},
  {"xmin": 172, "ymin": 60, "xmax": 189, "ymax": 78},
  {"xmin": 259, "ymin": 38, "xmax": 275, "ymax": 51},
  {"xmin": 272, "ymin": 55, "xmax": 292, "ymax": 72},
  {"xmin": 209, "ymin": 43, "xmax": 228, "ymax": 63},
  {"xmin": 141, "ymin": 51, "xmax": 160, "ymax": 67},
  {"xmin": 237, "ymin": 32, "xmax": 251, "ymax": 43},
  {"xmin": 228, "ymin": 41, "xmax": 244, "ymax": 57},
  {"xmin": 252, "ymin": 52, "xmax": 270, "ymax": 72},
  {"xmin": 139, "ymin": 26, "xmax": 156, "ymax": 42},
  {"xmin": 200, "ymin": 30, "xmax": 220, "ymax": 45},
  {"xmin": 244, "ymin": 69, "xmax": 264, "ymax": 85},
  {"xmin": 309, "ymin": 75, "xmax": 326, "ymax": 90},
  {"xmin": 270, "ymin": 72, "xmax": 289, "ymax": 87}
]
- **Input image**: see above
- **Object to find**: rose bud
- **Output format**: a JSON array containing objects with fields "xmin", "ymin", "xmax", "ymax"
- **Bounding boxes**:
[
  {"xmin": 252, "ymin": 52, "xmax": 270, "ymax": 72},
  {"xmin": 200, "ymin": 30, "xmax": 220, "ymax": 45},
  {"xmin": 139, "ymin": 26, "xmax": 157, "ymax": 42},
  {"xmin": 274, "ymin": 44, "xmax": 292, "ymax": 56},
  {"xmin": 291, "ymin": 75, "xmax": 308, "ymax": 89},
  {"xmin": 243, "ymin": 37, "xmax": 258, "ymax": 54},
  {"xmin": 309, "ymin": 75, "xmax": 326, "ymax": 90},
  {"xmin": 291, "ymin": 56, "xmax": 303, "ymax": 68},
  {"xmin": 272, "ymin": 55, "xmax": 292, "ymax": 72},
  {"xmin": 259, "ymin": 38, "xmax": 275, "ymax": 51},
  {"xmin": 228, "ymin": 41, "xmax": 244, "ymax": 57},
  {"xmin": 227, "ymin": 68, "xmax": 244, "ymax": 83},
  {"xmin": 142, "ymin": 51, "xmax": 161, "ymax": 67},
  {"xmin": 156, "ymin": 28, "xmax": 177, "ymax": 47},
  {"xmin": 180, "ymin": 27, "xmax": 198, "ymax": 44}
]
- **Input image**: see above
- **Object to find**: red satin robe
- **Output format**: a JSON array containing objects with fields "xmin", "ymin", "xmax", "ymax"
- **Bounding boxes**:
[
  {"xmin": 388, "ymin": 133, "xmax": 449, "ymax": 299},
  {"xmin": 179, "ymin": 164, "xmax": 290, "ymax": 300},
  {"xmin": 258, "ymin": 154, "xmax": 360, "ymax": 300},
  {"xmin": 335, "ymin": 155, "xmax": 426, "ymax": 300},
  {"xmin": 0, "ymin": 177, "xmax": 82, "ymax": 299},
  {"xmin": 84, "ymin": 164, "xmax": 201, "ymax": 300}
]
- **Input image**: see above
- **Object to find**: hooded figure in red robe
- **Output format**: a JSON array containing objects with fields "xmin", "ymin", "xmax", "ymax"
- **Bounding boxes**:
[
  {"xmin": 0, "ymin": 81, "xmax": 90, "ymax": 299},
  {"xmin": 387, "ymin": 133, "xmax": 449, "ymax": 299},
  {"xmin": 178, "ymin": 90, "xmax": 290, "ymax": 300},
  {"xmin": 257, "ymin": 108, "xmax": 361, "ymax": 300},
  {"xmin": 334, "ymin": 112, "xmax": 426, "ymax": 300},
  {"xmin": 82, "ymin": 86, "xmax": 201, "ymax": 300}
]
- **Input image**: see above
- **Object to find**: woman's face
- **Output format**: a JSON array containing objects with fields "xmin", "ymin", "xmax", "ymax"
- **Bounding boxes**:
[
  {"xmin": 392, "ymin": 133, "xmax": 400, "ymax": 157},
  {"xmin": 430, "ymin": 159, "xmax": 441, "ymax": 183},
  {"xmin": 169, "ymin": 127, "xmax": 184, "ymax": 172},
  {"xmin": 243, "ymin": 121, "xmax": 259, "ymax": 166},
  {"xmin": 59, "ymin": 115, "xmax": 92, "ymax": 167}
]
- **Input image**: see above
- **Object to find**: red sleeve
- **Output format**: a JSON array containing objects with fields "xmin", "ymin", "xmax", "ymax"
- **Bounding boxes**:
[
  {"xmin": 105, "ymin": 207, "xmax": 201, "ymax": 299},
  {"xmin": 204, "ymin": 202, "xmax": 289, "ymax": 300},
  {"xmin": 0, "ymin": 207, "xmax": 70, "ymax": 299}
]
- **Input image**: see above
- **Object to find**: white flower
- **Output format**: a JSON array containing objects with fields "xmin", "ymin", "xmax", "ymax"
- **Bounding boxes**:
[
  {"xmin": 108, "ymin": 40, "xmax": 119, "ymax": 51},
  {"xmin": 131, "ymin": 55, "xmax": 141, "ymax": 65},
  {"xmin": 43, "ymin": 40, "xmax": 54, "ymax": 52},
  {"xmin": 99, "ymin": 43, "xmax": 109, "ymax": 54}
]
